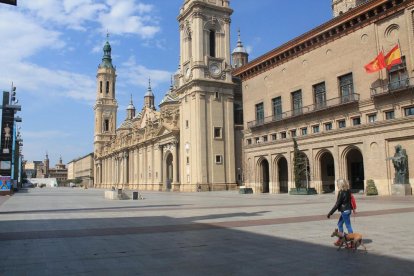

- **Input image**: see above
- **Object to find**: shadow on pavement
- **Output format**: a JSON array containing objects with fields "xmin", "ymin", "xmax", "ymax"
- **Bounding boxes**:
[{"xmin": 0, "ymin": 212, "xmax": 413, "ymax": 275}]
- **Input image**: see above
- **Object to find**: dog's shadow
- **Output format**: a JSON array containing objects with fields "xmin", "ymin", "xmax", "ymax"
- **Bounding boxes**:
[{"xmin": 363, "ymin": 239, "xmax": 373, "ymax": 244}]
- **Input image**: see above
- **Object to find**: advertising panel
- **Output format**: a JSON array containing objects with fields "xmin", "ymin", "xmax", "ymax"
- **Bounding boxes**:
[{"xmin": 0, "ymin": 176, "xmax": 11, "ymax": 191}]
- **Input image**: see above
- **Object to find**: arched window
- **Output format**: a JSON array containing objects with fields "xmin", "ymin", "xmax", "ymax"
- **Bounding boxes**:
[
  {"xmin": 106, "ymin": 81, "xmax": 109, "ymax": 94},
  {"xmin": 209, "ymin": 29, "xmax": 216, "ymax": 57},
  {"xmin": 104, "ymin": 119, "xmax": 109, "ymax": 132},
  {"xmin": 100, "ymin": 81, "xmax": 102, "ymax": 93}
]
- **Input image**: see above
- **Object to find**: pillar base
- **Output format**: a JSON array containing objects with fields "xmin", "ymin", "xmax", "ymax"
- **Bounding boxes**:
[{"xmin": 391, "ymin": 184, "xmax": 412, "ymax": 196}]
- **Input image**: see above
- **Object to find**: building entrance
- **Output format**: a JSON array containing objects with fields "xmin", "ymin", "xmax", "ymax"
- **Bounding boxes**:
[
  {"xmin": 260, "ymin": 159, "xmax": 269, "ymax": 193},
  {"xmin": 278, "ymin": 157, "xmax": 288, "ymax": 193},
  {"xmin": 320, "ymin": 152, "xmax": 335, "ymax": 193},
  {"xmin": 166, "ymin": 153, "xmax": 173, "ymax": 189},
  {"xmin": 346, "ymin": 149, "xmax": 364, "ymax": 191}
]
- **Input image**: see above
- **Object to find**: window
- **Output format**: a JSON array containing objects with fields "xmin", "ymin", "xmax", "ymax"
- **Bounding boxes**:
[
  {"xmin": 104, "ymin": 119, "xmax": 109, "ymax": 132},
  {"xmin": 385, "ymin": 110, "xmax": 395, "ymax": 120},
  {"xmin": 215, "ymin": 91, "xmax": 219, "ymax": 99},
  {"xmin": 388, "ymin": 56, "xmax": 408, "ymax": 91},
  {"xmin": 256, "ymin": 103, "xmax": 264, "ymax": 124},
  {"xmin": 186, "ymin": 120, "xmax": 189, "ymax": 128},
  {"xmin": 292, "ymin": 90, "xmax": 302, "ymax": 115},
  {"xmin": 404, "ymin": 106, "xmax": 414, "ymax": 116},
  {"xmin": 271, "ymin": 134, "xmax": 277, "ymax": 141},
  {"xmin": 281, "ymin": 132, "xmax": 287, "ymax": 139},
  {"xmin": 368, "ymin": 114, "xmax": 377, "ymax": 123},
  {"xmin": 209, "ymin": 30, "xmax": 216, "ymax": 57},
  {"xmin": 339, "ymin": 73, "xmax": 354, "ymax": 103},
  {"xmin": 338, "ymin": 120, "xmax": 346, "ymax": 129},
  {"xmin": 186, "ymin": 157, "xmax": 190, "ymax": 164},
  {"xmin": 272, "ymin": 96, "xmax": 283, "ymax": 120},
  {"xmin": 215, "ymin": 155, "xmax": 222, "ymax": 164},
  {"xmin": 100, "ymin": 81, "xmax": 103, "ymax": 93},
  {"xmin": 313, "ymin": 82, "xmax": 326, "ymax": 109},
  {"xmin": 352, "ymin": 117, "xmax": 361, "ymax": 126},
  {"xmin": 106, "ymin": 81, "xmax": 110, "ymax": 94},
  {"xmin": 214, "ymin": 127, "xmax": 222, "ymax": 139},
  {"xmin": 247, "ymin": 139, "xmax": 252, "ymax": 145},
  {"xmin": 324, "ymin": 122, "xmax": 332, "ymax": 131},
  {"xmin": 301, "ymin": 128, "xmax": 308, "ymax": 136},
  {"xmin": 263, "ymin": 135, "xmax": 268, "ymax": 142},
  {"xmin": 312, "ymin": 125, "xmax": 320, "ymax": 133},
  {"xmin": 290, "ymin": 129, "xmax": 297, "ymax": 137},
  {"xmin": 255, "ymin": 137, "xmax": 260, "ymax": 144}
]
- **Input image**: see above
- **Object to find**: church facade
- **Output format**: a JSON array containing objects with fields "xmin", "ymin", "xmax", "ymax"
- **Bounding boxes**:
[
  {"xmin": 93, "ymin": 0, "xmax": 247, "ymax": 192},
  {"xmin": 233, "ymin": 0, "xmax": 414, "ymax": 195}
]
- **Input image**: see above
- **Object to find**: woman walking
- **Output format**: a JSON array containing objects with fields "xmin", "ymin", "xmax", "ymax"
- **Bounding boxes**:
[{"xmin": 327, "ymin": 179, "xmax": 355, "ymax": 246}]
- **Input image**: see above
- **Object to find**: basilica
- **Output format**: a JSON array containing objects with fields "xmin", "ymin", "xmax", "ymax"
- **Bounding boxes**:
[{"xmin": 93, "ymin": 0, "xmax": 247, "ymax": 192}]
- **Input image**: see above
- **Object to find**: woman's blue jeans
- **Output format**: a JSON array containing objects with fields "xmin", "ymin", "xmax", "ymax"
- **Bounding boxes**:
[{"xmin": 337, "ymin": 210, "xmax": 353, "ymax": 233}]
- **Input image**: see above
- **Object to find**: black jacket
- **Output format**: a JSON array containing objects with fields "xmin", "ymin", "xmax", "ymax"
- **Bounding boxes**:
[{"xmin": 328, "ymin": 190, "xmax": 353, "ymax": 216}]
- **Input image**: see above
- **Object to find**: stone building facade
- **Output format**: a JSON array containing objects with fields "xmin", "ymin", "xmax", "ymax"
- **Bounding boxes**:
[
  {"xmin": 67, "ymin": 153, "xmax": 94, "ymax": 187},
  {"xmin": 233, "ymin": 0, "xmax": 414, "ymax": 195},
  {"xmin": 94, "ymin": 0, "xmax": 247, "ymax": 192}
]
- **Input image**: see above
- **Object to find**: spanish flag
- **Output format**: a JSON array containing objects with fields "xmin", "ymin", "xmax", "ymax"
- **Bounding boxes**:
[
  {"xmin": 384, "ymin": 44, "xmax": 402, "ymax": 70},
  {"xmin": 364, "ymin": 52, "xmax": 386, "ymax": 73}
]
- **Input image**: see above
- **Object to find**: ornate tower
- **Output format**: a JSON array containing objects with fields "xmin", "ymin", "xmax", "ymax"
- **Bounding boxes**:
[
  {"xmin": 93, "ymin": 38, "xmax": 118, "ymax": 157},
  {"xmin": 144, "ymin": 78, "xmax": 155, "ymax": 109},
  {"xmin": 232, "ymin": 30, "xmax": 248, "ymax": 68},
  {"xmin": 44, "ymin": 152, "xmax": 49, "ymax": 177},
  {"xmin": 126, "ymin": 95, "xmax": 136, "ymax": 120},
  {"xmin": 177, "ymin": 0, "xmax": 236, "ymax": 190},
  {"xmin": 332, "ymin": 0, "xmax": 368, "ymax": 17}
]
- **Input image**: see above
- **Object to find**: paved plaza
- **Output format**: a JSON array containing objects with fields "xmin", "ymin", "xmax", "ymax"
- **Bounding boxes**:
[{"xmin": 0, "ymin": 188, "xmax": 414, "ymax": 275}]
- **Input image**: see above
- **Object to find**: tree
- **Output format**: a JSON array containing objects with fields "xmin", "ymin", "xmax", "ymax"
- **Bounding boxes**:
[{"xmin": 293, "ymin": 138, "xmax": 308, "ymax": 189}]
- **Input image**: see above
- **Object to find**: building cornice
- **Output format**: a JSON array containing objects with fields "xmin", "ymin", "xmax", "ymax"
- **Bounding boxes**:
[
  {"xmin": 233, "ymin": 0, "xmax": 413, "ymax": 81},
  {"xmin": 177, "ymin": 1, "xmax": 233, "ymax": 22}
]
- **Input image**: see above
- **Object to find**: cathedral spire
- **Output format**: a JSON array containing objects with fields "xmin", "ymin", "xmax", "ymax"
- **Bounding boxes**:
[
  {"xmin": 126, "ymin": 94, "xmax": 136, "ymax": 120},
  {"xmin": 100, "ymin": 34, "xmax": 114, "ymax": 69},
  {"xmin": 232, "ymin": 29, "xmax": 249, "ymax": 68},
  {"xmin": 144, "ymin": 77, "xmax": 155, "ymax": 109}
]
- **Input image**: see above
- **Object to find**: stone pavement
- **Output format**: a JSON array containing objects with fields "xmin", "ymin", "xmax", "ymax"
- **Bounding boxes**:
[{"xmin": 0, "ymin": 188, "xmax": 413, "ymax": 276}]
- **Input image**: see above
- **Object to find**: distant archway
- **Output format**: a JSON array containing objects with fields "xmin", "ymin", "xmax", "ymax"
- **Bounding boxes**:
[
  {"xmin": 278, "ymin": 157, "xmax": 289, "ymax": 193},
  {"xmin": 320, "ymin": 151, "xmax": 335, "ymax": 193},
  {"xmin": 166, "ymin": 153, "xmax": 173, "ymax": 189},
  {"xmin": 259, "ymin": 159, "xmax": 270, "ymax": 193},
  {"xmin": 346, "ymin": 148, "xmax": 364, "ymax": 191}
]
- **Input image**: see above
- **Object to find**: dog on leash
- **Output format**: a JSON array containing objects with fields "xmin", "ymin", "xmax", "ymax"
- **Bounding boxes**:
[{"xmin": 331, "ymin": 228, "xmax": 367, "ymax": 252}]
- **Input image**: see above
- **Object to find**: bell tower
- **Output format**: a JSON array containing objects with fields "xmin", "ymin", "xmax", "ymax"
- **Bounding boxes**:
[
  {"xmin": 332, "ymin": 0, "xmax": 368, "ymax": 17},
  {"xmin": 177, "ymin": 0, "xmax": 236, "ymax": 190},
  {"xmin": 93, "ymin": 38, "xmax": 118, "ymax": 158}
]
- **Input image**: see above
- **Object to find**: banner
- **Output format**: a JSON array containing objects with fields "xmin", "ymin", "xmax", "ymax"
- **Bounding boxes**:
[{"xmin": 0, "ymin": 176, "xmax": 11, "ymax": 191}]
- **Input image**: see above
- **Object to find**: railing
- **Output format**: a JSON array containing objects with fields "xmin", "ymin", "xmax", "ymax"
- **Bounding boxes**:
[
  {"xmin": 370, "ymin": 77, "xmax": 412, "ymax": 97},
  {"xmin": 247, "ymin": 94, "xmax": 360, "ymax": 129}
]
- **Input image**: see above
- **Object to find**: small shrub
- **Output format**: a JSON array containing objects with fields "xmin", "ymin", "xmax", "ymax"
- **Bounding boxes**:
[{"xmin": 366, "ymin": 179, "xmax": 378, "ymax": 196}]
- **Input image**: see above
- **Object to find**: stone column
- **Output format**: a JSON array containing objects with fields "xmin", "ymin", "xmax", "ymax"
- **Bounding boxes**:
[
  {"xmin": 159, "ymin": 144, "xmax": 164, "ymax": 185},
  {"xmin": 172, "ymin": 140, "xmax": 179, "ymax": 184}
]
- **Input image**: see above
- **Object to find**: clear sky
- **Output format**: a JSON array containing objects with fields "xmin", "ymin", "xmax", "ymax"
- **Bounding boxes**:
[{"xmin": 0, "ymin": 0, "xmax": 332, "ymax": 166}]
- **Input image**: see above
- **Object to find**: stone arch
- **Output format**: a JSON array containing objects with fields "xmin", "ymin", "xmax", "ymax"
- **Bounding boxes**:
[
  {"xmin": 315, "ymin": 149, "xmax": 335, "ymax": 193},
  {"xmin": 274, "ymin": 154, "xmax": 288, "ymax": 193},
  {"xmin": 341, "ymin": 145, "xmax": 365, "ymax": 191},
  {"xmin": 257, "ymin": 157, "xmax": 270, "ymax": 193},
  {"xmin": 164, "ymin": 151, "xmax": 174, "ymax": 189}
]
